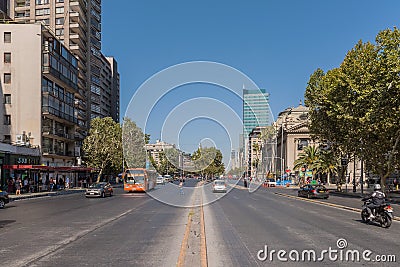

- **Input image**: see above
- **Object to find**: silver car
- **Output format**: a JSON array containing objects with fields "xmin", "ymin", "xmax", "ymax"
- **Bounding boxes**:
[
  {"xmin": 85, "ymin": 182, "xmax": 113, "ymax": 198},
  {"xmin": 212, "ymin": 180, "xmax": 227, "ymax": 193}
]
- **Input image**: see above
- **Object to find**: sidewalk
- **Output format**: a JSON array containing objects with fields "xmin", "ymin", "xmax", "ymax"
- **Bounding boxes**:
[
  {"xmin": 281, "ymin": 184, "xmax": 400, "ymax": 204},
  {"xmin": 8, "ymin": 188, "xmax": 86, "ymax": 201}
]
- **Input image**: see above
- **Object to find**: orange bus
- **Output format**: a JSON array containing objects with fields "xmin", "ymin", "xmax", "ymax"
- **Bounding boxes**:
[{"xmin": 123, "ymin": 168, "xmax": 157, "ymax": 192}]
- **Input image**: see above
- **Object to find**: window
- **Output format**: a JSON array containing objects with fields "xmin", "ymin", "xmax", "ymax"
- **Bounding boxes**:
[
  {"xmin": 55, "ymin": 29, "xmax": 64, "ymax": 36},
  {"xmin": 4, "ymin": 94, "xmax": 11, "ymax": 104},
  {"xmin": 4, "ymin": 32, "xmax": 11, "ymax": 43},
  {"xmin": 4, "ymin": 52, "xmax": 11, "ymax": 63},
  {"xmin": 297, "ymin": 139, "xmax": 309, "ymax": 150},
  {"xmin": 35, "ymin": 8, "xmax": 50, "ymax": 16},
  {"xmin": 55, "ymin": 7, "xmax": 64, "ymax": 14},
  {"xmin": 55, "ymin": 17, "xmax": 64, "ymax": 25},
  {"xmin": 4, "ymin": 73, "xmax": 11, "ymax": 84},
  {"xmin": 4, "ymin": 115, "xmax": 11, "ymax": 125},
  {"xmin": 56, "ymin": 0, "xmax": 64, "ymax": 2},
  {"xmin": 3, "ymin": 135, "xmax": 11, "ymax": 143},
  {"xmin": 36, "ymin": 0, "xmax": 49, "ymax": 4}
]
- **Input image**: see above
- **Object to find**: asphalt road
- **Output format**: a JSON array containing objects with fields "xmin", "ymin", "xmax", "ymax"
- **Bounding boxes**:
[
  {"xmin": 1, "ymin": 179, "xmax": 399, "ymax": 267},
  {"xmin": 204, "ymin": 182, "xmax": 400, "ymax": 266},
  {"xmin": 0, "ymin": 186, "xmax": 188, "ymax": 267}
]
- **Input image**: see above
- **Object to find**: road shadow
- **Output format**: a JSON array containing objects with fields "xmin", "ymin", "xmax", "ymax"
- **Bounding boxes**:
[
  {"xmin": 329, "ymin": 192, "xmax": 363, "ymax": 199},
  {"xmin": 0, "ymin": 220, "xmax": 16, "ymax": 228}
]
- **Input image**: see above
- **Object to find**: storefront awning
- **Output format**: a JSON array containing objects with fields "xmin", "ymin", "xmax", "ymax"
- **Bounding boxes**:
[{"xmin": 2, "ymin": 165, "xmax": 96, "ymax": 172}]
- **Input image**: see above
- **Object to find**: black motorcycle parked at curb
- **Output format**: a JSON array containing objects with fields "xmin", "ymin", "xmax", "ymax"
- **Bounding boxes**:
[{"xmin": 361, "ymin": 200, "xmax": 394, "ymax": 228}]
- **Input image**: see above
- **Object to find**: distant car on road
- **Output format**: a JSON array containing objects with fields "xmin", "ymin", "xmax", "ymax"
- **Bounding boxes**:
[
  {"xmin": 156, "ymin": 176, "xmax": 165, "ymax": 185},
  {"xmin": 85, "ymin": 182, "xmax": 113, "ymax": 198},
  {"xmin": 163, "ymin": 175, "xmax": 172, "ymax": 183},
  {"xmin": 0, "ymin": 190, "xmax": 10, "ymax": 208},
  {"xmin": 212, "ymin": 180, "xmax": 227, "ymax": 193},
  {"xmin": 298, "ymin": 184, "xmax": 329, "ymax": 199},
  {"xmin": 266, "ymin": 178, "xmax": 276, "ymax": 187}
]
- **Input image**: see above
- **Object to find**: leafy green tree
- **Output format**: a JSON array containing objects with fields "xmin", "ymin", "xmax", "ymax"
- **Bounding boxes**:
[
  {"xmin": 122, "ymin": 117, "xmax": 146, "ymax": 169},
  {"xmin": 150, "ymin": 149, "xmax": 178, "ymax": 175},
  {"xmin": 305, "ymin": 28, "xmax": 400, "ymax": 189},
  {"xmin": 192, "ymin": 147, "xmax": 225, "ymax": 179},
  {"xmin": 82, "ymin": 117, "xmax": 122, "ymax": 182}
]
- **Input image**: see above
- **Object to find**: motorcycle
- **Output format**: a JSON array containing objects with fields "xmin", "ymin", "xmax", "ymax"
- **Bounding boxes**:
[{"xmin": 361, "ymin": 200, "xmax": 394, "ymax": 228}]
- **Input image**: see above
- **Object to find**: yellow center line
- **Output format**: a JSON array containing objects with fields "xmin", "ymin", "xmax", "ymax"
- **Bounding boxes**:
[{"xmin": 177, "ymin": 208, "xmax": 193, "ymax": 267}]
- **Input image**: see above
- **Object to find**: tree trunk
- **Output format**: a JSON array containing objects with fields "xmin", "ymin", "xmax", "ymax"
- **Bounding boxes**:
[{"xmin": 97, "ymin": 168, "xmax": 103, "ymax": 183}]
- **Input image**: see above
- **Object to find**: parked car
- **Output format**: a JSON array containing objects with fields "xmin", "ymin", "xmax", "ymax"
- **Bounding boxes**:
[
  {"xmin": 0, "ymin": 189, "xmax": 10, "ymax": 208},
  {"xmin": 266, "ymin": 178, "xmax": 276, "ymax": 187},
  {"xmin": 298, "ymin": 184, "xmax": 329, "ymax": 199},
  {"xmin": 212, "ymin": 180, "xmax": 227, "ymax": 193},
  {"xmin": 85, "ymin": 182, "xmax": 113, "ymax": 198}
]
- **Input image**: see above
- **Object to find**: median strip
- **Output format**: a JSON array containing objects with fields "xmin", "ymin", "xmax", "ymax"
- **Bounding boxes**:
[
  {"xmin": 274, "ymin": 192, "xmax": 399, "ymax": 222},
  {"xmin": 177, "ymin": 182, "xmax": 207, "ymax": 267},
  {"xmin": 200, "ymin": 194, "xmax": 208, "ymax": 267},
  {"xmin": 177, "ymin": 208, "xmax": 194, "ymax": 267}
]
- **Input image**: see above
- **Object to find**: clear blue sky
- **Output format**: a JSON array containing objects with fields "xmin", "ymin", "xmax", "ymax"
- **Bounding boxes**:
[{"xmin": 101, "ymin": 0, "xmax": 400, "ymax": 168}]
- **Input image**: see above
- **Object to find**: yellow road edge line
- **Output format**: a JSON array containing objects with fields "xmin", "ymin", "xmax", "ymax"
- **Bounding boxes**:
[
  {"xmin": 177, "ymin": 208, "xmax": 193, "ymax": 267},
  {"xmin": 275, "ymin": 192, "xmax": 400, "ymax": 222},
  {"xmin": 200, "ymin": 196, "xmax": 208, "ymax": 267}
]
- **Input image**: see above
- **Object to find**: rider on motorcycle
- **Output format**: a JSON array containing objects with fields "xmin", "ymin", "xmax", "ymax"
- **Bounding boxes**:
[{"xmin": 362, "ymin": 184, "xmax": 386, "ymax": 220}]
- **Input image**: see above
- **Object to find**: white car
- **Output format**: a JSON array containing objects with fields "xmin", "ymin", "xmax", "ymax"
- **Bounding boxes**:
[
  {"xmin": 212, "ymin": 180, "xmax": 227, "ymax": 193},
  {"xmin": 266, "ymin": 178, "xmax": 276, "ymax": 187},
  {"xmin": 156, "ymin": 176, "xmax": 164, "ymax": 185}
]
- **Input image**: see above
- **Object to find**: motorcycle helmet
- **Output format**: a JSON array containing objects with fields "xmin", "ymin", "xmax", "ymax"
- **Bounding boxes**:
[{"xmin": 374, "ymin": 184, "xmax": 381, "ymax": 191}]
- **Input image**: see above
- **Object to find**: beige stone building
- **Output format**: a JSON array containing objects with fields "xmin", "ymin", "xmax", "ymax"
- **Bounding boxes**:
[
  {"xmin": 248, "ymin": 103, "xmax": 317, "ymax": 180},
  {"xmin": 8, "ymin": 0, "xmax": 120, "ymax": 125},
  {"xmin": 145, "ymin": 140, "xmax": 175, "ymax": 167},
  {"xmin": 0, "ymin": 23, "xmax": 80, "ymax": 166}
]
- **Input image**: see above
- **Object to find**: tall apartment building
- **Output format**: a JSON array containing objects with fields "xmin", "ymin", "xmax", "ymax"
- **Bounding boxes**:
[
  {"xmin": 8, "ymin": 0, "xmax": 120, "ymax": 126},
  {"xmin": 0, "ymin": 23, "xmax": 80, "ymax": 166}
]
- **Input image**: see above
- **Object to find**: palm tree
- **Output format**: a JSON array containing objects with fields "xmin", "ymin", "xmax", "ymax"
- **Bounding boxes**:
[
  {"xmin": 293, "ymin": 145, "xmax": 320, "ymax": 185},
  {"xmin": 314, "ymin": 148, "xmax": 339, "ymax": 185}
]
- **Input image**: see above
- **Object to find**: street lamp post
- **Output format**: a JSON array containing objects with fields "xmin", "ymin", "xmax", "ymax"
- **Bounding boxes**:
[{"xmin": 280, "ymin": 108, "xmax": 292, "ymax": 181}]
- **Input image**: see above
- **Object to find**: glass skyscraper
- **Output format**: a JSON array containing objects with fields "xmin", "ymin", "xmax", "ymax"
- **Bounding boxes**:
[{"xmin": 243, "ymin": 89, "xmax": 271, "ymax": 136}]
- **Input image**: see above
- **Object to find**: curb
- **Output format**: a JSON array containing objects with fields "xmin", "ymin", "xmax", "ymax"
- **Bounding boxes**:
[
  {"xmin": 329, "ymin": 191, "xmax": 400, "ymax": 204},
  {"xmin": 274, "ymin": 192, "xmax": 400, "ymax": 222},
  {"xmin": 9, "ymin": 189, "xmax": 85, "ymax": 201}
]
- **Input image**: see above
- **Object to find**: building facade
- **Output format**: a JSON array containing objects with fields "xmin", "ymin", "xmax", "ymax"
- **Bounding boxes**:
[
  {"xmin": 243, "ymin": 88, "xmax": 271, "ymax": 176},
  {"xmin": 8, "ymin": 0, "xmax": 120, "ymax": 127},
  {"xmin": 243, "ymin": 89, "xmax": 271, "ymax": 137},
  {"xmin": 145, "ymin": 140, "xmax": 175, "ymax": 167},
  {"xmin": 248, "ymin": 127, "xmax": 263, "ymax": 178},
  {"xmin": 0, "ymin": 23, "xmax": 80, "ymax": 167}
]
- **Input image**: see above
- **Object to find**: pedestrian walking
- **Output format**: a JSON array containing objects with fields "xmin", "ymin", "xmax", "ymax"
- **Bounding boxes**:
[
  {"xmin": 15, "ymin": 178, "xmax": 22, "ymax": 195},
  {"xmin": 179, "ymin": 180, "xmax": 184, "ymax": 195},
  {"xmin": 49, "ymin": 178, "xmax": 54, "ymax": 191},
  {"xmin": 65, "ymin": 176, "xmax": 70, "ymax": 189},
  {"xmin": 7, "ymin": 178, "xmax": 14, "ymax": 193}
]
